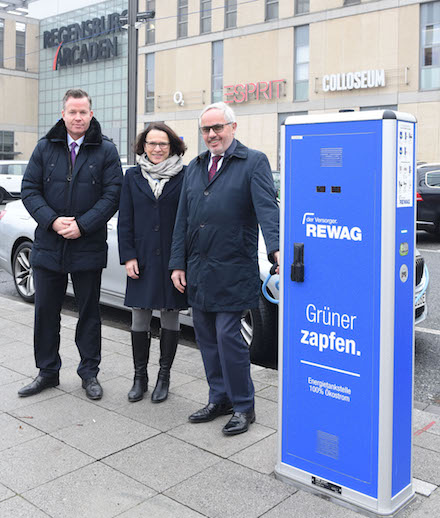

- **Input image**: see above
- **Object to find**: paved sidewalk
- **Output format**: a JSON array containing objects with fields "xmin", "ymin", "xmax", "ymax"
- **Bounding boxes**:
[{"xmin": 0, "ymin": 294, "xmax": 439, "ymax": 517}]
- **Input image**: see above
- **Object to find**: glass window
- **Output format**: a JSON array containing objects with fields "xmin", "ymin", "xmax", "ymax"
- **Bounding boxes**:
[
  {"xmin": 0, "ymin": 19, "xmax": 4, "ymax": 68},
  {"xmin": 294, "ymin": 25, "xmax": 309, "ymax": 101},
  {"xmin": 344, "ymin": 0, "xmax": 361, "ymax": 5},
  {"xmin": 212, "ymin": 41, "xmax": 223, "ymax": 102},
  {"xmin": 265, "ymin": 0, "xmax": 278, "ymax": 21},
  {"xmin": 145, "ymin": 53, "xmax": 155, "ymax": 113},
  {"xmin": 178, "ymin": 0, "xmax": 188, "ymax": 38},
  {"xmin": 421, "ymin": 2, "xmax": 440, "ymax": 90},
  {"xmin": 0, "ymin": 131, "xmax": 14, "ymax": 160},
  {"xmin": 295, "ymin": 0, "xmax": 309, "ymax": 14},
  {"xmin": 146, "ymin": 0, "xmax": 155, "ymax": 45},
  {"xmin": 201, "ymin": 0, "xmax": 211, "ymax": 34},
  {"xmin": 16, "ymin": 22, "xmax": 26, "ymax": 71},
  {"xmin": 225, "ymin": 0, "xmax": 237, "ymax": 29}
]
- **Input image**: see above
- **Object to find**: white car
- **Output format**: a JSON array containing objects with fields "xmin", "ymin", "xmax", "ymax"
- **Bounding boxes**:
[
  {"xmin": 0, "ymin": 161, "xmax": 28, "ymax": 204},
  {"xmin": 0, "ymin": 199, "xmax": 280, "ymax": 365}
]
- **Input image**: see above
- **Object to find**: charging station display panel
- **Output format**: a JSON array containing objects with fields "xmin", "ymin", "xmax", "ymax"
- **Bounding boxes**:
[{"xmin": 282, "ymin": 119, "xmax": 383, "ymax": 497}]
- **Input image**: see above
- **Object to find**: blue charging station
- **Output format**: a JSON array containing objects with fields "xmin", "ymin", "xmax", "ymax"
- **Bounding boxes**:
[{"xmin": 276, "ymin": 111, "xmax": 417, "ymax": 516}]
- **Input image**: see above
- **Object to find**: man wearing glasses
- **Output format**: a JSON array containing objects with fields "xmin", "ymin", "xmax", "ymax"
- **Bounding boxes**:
[{"xmin": 170, "ymin": 102, "xmax": 279, "ymax": 435}]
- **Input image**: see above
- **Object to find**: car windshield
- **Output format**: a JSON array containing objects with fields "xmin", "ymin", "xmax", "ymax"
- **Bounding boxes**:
[{"xmin": 0, "ymin": 164, "xmax": 26, "ymax": 175}]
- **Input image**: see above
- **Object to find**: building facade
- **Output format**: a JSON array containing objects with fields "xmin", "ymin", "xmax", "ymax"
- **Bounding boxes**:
[
  {"xmin": 138, "ymin": 0, "xmax": 440, "ymax": 166},
  {"xmin": 2, "ymin": 0, "xmax": 440, "ymax": 165},
  {"xmin": 0, "ymin": 8, "xmax": 38, "ymax": 160}
]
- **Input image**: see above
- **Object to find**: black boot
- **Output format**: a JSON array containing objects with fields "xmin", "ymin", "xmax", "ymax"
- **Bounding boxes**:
[
  {"xmin": 151, "ymin": 328, "xmax": 179, "ymax": 403},
  {"xmin": 128, "ymin": 331, "xmax": 151, "ymax": 402}
]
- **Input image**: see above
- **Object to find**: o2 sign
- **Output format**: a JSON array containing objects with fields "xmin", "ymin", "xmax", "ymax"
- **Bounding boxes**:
[{"xmin": 224, "ymin": 79, "xmax": 285, "ymax": 104}]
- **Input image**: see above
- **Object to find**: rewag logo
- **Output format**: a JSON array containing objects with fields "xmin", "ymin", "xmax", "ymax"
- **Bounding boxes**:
[{"xmin": 302, "ymin": 213, "xmax": 362, "ymax": 241}]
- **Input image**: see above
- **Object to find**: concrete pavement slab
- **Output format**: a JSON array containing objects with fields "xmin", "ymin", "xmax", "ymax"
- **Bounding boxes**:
[
  {"xmin": 252, "ymin": 367, "xmax": 278, "ymax": 386},
  {"xmin": 413, "ymin": 478, "xmax": 438, "ymax": 497},
  {"xmin": 117, "ymin": 392, "xmax": 201, "ymax": 432},
  {"xmin": 171, "ymin": 357, "xmax": 207, "ymax": 379},
  {"xmin": 0, "ymin": 364, "xmax": 26, "ymax": 385},
  {"xmin": 413, "ymin": 408, "xmax": 439, "ymax": 436},
  {"xmin": 23, "ymin": 461, "xmax": 155, "ymax": 518},
  {"xmin": 3, "ymin": 349, "xmax": 77, "ymax": 379},
  {"xmin": 101, "ymin": 325, "xmax": 131, "ymax": 345},
  {"xmin": 0, "ymin": 434, "xmax": 92, "ymax": 493},
  {"xmin": 168, "ymin": 419, "xmax": 274, "ymax": 459},
  {"xmin": 413, "ymin": 445, "xmax": 440, "ymax": 485},
  {"xmin": 103, "ymin": 433, "xmax": 219, "ymax": 492},
  {"xmin": 0, "ymin": 413, "xmax": 43, "ymax": 452},
  {"xmin": 414, "ymin": 430, "xmax": 440, "ymax": 452},
  {"xmin": 0, "ymin": 339, "xmax": 33, "ymax": 363},
  {"xmin": 171, "ymin": 378, "xmax": 210, "ymax": 404},
  {"xmin": 0, "ymin": 378, "xmax": 62, "ymax": 412},
  {"xmin": 425, "ymin": 404, "xmax": 440, "ymax": 416},
  {"xmin": 164, "ymin": 458, "xmax": 295, "ymax": 518},
  {"xmin": 10, "ymin": 393, "xmax": 111, "ymax": 434},
  {"xmin": 52, "ymin": 411, "xmax": 160, "ymax": 459},
  {"xmin": 0, "ymin": 482, "xmax": 15, "ymax": 502},
  {"xmin": 117, "ymin": 494, "xmax": 205, "ymax": 517},
  {"xmin": 407, "ymin": 487, "xmax": 440, "ymax": 517},
  {"xmin": 256, "ymin": 384, "xmax": 278, "ymax": 402},
  {"xmin": 255, "ymin": 396, "xmax": 278, "ymax": 430},
  {"xmin": 260, "ymin": 489, "xmax": 369, "ymax": 517},
  {"xmin": 229, "ymin": 431, "xmax": 277, "ymax": 474},
  {"xmin": 0, "ymin": 496, "xmax": 50, "ymax": 517}
]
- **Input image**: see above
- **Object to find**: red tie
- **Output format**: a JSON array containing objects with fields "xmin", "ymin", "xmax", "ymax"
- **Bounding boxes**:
[{"xmin": 208, "ymin": 155, "xmax": 222, "ymax": 182}]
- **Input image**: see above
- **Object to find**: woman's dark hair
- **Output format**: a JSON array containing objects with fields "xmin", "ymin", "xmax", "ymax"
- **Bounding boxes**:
[{"xmin": 135, "ymin": 122, "xmax": 187, "ymax": 157}]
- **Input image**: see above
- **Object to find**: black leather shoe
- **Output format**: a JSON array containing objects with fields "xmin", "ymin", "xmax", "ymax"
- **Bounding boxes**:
[
  {"xmin": 188, "ymin": 402, "xmax": 233, "ymax": 423},
  {"xmin": 82, "ymin": 377, "xmax": 103, "ymax": 400},
  {"xmin": 18, "ymin": 375, "xmax": 59, "ymax": 397},
  {"xmin": 222, "ymin": 410, "xmax": 256, "ymax": 436}
]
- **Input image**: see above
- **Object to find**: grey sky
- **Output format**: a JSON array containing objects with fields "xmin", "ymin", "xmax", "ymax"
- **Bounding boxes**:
[{"xmin": 28, "ymin": 0, "xmax": 99, "ymax": 19}]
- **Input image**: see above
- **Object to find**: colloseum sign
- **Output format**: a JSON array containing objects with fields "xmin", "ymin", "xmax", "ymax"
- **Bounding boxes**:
[{"xmin": 322, "ymin": 69, "xmax": 386, "ymax": 92}]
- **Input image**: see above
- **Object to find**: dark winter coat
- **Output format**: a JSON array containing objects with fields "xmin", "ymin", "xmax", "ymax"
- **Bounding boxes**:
[
  {"xmin": 117, "ymin": 165, "xmax": 188, "ymax": 310},
  {"xmin": 169, "ymin": 139, "xmax": 279, "ymax": 312},
  {"xmin": 21, "ymin": 118, "xmax": 122, "ymax": 273}
]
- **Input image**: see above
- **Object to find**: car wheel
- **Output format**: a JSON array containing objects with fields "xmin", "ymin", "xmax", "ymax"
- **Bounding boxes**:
[
  {"xmin": 13, "ymin": 241, "xmax": 35, "ymax": 303},
  {"xmin": 241, "ymin": 294, "xmax": 278, "ymax": 366}
]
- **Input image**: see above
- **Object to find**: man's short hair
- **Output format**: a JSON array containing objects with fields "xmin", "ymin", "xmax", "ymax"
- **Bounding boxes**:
[
  {"xmin": 199, "ymin": 102, "xmax": 236, "ymax": 126},
  {"xmin": 63, "ymin": 89, "xmax": 92, "ymax": 110}
]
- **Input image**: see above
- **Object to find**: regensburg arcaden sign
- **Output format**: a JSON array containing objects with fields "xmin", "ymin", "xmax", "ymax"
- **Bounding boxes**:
[{"xmin": 43, "ymin": 10, "xmax": 127, "ymax": 70}]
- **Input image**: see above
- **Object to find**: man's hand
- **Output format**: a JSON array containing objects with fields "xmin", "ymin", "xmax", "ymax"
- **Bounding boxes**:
[
  {"xmin": 274, "ymin": 251, "xmax": 280, "ymax": 275},
  {"xmin": 171, "ymin": 269, "xmax": 186, "ymax": 293},
  {"xmin": 125, "ymin": 258, "xmax": 140, "ymax": 279},
  {"xmin": 52, "ymin": 217, "xmax": 75, "ymax": 233},
  {"xmin": 57, "ymin": 219, "xmax": 81, "ymax": 239}
]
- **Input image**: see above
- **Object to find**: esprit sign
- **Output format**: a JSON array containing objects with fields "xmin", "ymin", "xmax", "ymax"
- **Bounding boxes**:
[
  {"xmin": 224, "ymin": 79, "xmax": 285, "ymax": 104},
  {"xmin": 322, "ymin": 69, "xmax": 385, "ymax": 92},
  {"xmin": 44, "ymin": 10, "xmax": 127, "ymax": 70}
]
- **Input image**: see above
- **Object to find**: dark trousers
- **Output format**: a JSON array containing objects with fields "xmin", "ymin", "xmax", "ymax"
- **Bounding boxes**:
[
  {"xmin": 33, "ymin": 267, "xmax": 102, "ymax": 380},
  {"xmin": 192, "ymin": 308, "xmax": 254, "ymax": 413}
]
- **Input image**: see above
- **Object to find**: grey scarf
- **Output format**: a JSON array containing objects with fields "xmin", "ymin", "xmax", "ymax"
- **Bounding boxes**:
[{"xmin": 138, "ymin": 153, "xmax": 183, "ymax": 198}]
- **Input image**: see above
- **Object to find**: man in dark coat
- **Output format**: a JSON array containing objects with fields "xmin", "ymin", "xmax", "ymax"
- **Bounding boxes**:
[
  {"xmin": 18, "ymin": 89, "xmax": 122, "ymax": 400},
  {"xmin": 170, "ymin": 102, "xmax": 279, "ymax": 435}
]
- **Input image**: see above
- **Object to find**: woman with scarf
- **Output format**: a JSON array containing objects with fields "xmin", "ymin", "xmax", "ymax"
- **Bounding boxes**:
[{"xmin": 118, "ymin": 122, "xmax": 187, "ymax": 403}]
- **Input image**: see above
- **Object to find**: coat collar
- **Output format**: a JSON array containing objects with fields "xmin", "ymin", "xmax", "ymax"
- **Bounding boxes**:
[
  {"xmin": 132, "ymin": 165, "xmax": 184, "ymax": 201},
  {"xmin": 44, "ymin": 117, "xmax": 103, "ymax": 146}
]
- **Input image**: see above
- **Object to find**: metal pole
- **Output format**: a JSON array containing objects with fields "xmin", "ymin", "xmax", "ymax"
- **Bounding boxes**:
[{"xmin": 127, "ymin": 0, "xmax": 138, "ymax": 165}]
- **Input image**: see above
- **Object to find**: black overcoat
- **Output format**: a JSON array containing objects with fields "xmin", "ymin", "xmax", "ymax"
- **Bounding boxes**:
[
  {"xmin": 117, "ymin": 165, "xmax": 188, "ymax": 310},
  {"xmin": 21, "ymin": 118, "xmax": 122, "ymax": 273},
  {"xmin": 169, "ymin": 140, "xmax": 279, "ymax": 312}
]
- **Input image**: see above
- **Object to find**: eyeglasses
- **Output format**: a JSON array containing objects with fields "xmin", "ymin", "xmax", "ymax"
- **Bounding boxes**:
[
  {"xmin": 145, "ymin": 142, "xmax": 170, "ymax": 149},
  {"xmin": 199, "ymin": 122, "xmax": 233, "ymax": 135}
]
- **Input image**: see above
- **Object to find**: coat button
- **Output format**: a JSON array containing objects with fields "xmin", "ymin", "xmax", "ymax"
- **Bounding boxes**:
[
  {"xmin": 155, "ymin": 249, "xmax": 161, "ymax": 255},
  {"xmin": 200, "ymin": 224, "xmax": 205, "ymax": 228},
  {"xmin": 204, "ymin": 191, "xmax": 209, "ymax": 196},
  {"xmin": 154, "ymin": 225, "xmax": 160, "ymax": 231},
  {"xmin": 154, "ymin": 203, "xmax": 158, "ymax": 208}
]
